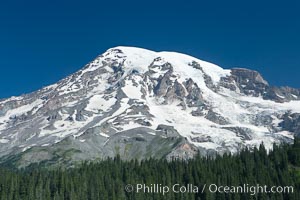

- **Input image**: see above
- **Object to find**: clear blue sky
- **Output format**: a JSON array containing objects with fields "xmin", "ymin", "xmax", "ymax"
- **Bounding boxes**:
[{"xmin": 0, "ymin": 0, "xmax": 299, "ymax": 98}]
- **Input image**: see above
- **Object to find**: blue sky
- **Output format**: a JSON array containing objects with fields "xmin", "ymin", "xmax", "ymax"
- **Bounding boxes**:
[{"xmin": 0, "ymin": 0, "xmax": 299, "ymax": 98}]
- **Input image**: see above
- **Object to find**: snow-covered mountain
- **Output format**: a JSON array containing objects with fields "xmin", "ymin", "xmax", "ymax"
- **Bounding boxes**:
[{"xmin": 0, "ymin": 46, "xmax": 300, "ymax": 167}]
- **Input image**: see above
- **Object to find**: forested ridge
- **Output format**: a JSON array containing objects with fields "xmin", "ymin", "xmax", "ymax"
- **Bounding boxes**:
[{"xmin": 0, "ymin": 138, "xmax": 300, "ymax": 200}]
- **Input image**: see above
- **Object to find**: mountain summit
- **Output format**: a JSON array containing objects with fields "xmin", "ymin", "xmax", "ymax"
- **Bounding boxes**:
[{"xmin": 0, "ymin": 46, "xmax": 299, "ymax": 167}]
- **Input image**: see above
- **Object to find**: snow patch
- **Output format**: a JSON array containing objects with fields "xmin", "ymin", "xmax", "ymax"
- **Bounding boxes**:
[
  {"xmin": 100, "ymin": 133, "xmax": 109, "ymax": 138},
  {"xmin": 0, "ymin": 139, "xmax": 9, "ymax": 143},
  {"xmin": 86, "ymin": 95, "xmax": 116, "ymax": 113}
]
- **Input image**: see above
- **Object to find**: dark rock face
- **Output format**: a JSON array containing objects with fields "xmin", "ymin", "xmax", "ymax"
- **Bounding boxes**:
[
  {"xmin": 264, "ymin": 86, "xmax": 300, "ymax": 103},
  {"xmin": 219, "ymin": 75, "xmax": 237, "ymax": 91},
  {"xmin": 156, "ymin": 125, "xmax": 180, "ymax": 137},
  {"xmin": 229, "ymin": 68, "xmax": 269, "ymax": 97},
  {"xmin": 174, "ymin": 80, "xmax": 186, "ymax": 98},
  {"xmin": 219, "ymin": 68, "xmax": 300, "ymax": 103},
  {"xmin": 188, "ymin": 61, "xmax": 216, "ymax": 90},
  {"xmin": 183, "ymin": 79, "xmax": 204, "ymax": 107},
  {"xmin": 154, "ymin": 73, "xmax": 173, "ymax": 97},
  {"xmin": 279, "ymin": 112, "xmax": 300, "ymax": 136},
  {"xmin": 231, "ymin": 68, "xmax": 268, "ymax": 85},
  {"xmin": 191, "ymin": 135, "xmax": 213, "ymax": 143},
  {"xmin": 205, "ymin": 110, "xmax": 229, "ymax": 125},
  {"xmin": 163, "ymin": 80, "xmax": 186, "ymax": 103},
  {"xmin": 149, "ymin": 61, "xmax": 206, "ymax": 109},
  {"xmin": 222, "ymin": 127, "xmax": 253, "ymax": 141}
]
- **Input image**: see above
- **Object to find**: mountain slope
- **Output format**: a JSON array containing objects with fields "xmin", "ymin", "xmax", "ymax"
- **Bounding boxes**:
[{"xmin": 0, "ymin": 46, "xmax": 299, "ymax": 167}]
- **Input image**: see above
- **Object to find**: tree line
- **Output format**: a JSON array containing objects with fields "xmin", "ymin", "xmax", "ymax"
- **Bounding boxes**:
[{"xmin": 0, "ymin": 138, "xmax": 300, "ymax": 200}]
